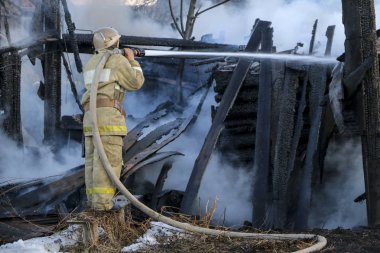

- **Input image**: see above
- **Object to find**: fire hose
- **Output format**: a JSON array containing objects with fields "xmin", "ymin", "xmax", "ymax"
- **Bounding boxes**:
[{"xmin": 89, "ymin": 52, "xmax": 327, "ymax": 253}]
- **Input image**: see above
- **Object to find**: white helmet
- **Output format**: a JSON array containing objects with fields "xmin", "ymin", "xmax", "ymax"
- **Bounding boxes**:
[{"xmin": 93, "ymin": 27, "xmax": 121, "ymax": 51}]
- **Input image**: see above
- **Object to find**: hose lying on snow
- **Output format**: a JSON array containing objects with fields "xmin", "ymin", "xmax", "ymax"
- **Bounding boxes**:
[{"xmin": 89, "ymin": 52, "xmax": 327, "ymax": 253}]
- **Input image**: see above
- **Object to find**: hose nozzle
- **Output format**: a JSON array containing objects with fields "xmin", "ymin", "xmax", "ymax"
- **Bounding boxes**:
[
  {"xmin": 113, "ymin": 47, "xmax": 145, "ymax": 57},
  {"xmin": 131, "ymin": 48, "xmax": 145, "ymax": 57}
]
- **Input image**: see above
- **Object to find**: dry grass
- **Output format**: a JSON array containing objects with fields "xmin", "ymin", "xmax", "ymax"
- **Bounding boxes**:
[
  {"xmin": 56, "ymin": 200, "xmax": 317, "ymax": 253},
  {"xmin": 135, "ymin": 233, "xmax": 316, "ymax": 253},
  {"xmin": 63, "ymin": 207, "xmax": 149, "ymax": 253}
]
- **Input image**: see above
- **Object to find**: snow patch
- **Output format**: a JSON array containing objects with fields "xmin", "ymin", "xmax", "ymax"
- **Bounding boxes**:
[
  {"xmin": 122, "ymin": 221, "xmax": 185, "ymax": 252},
  {"xmin": 0, "ymin": 225, "xmax": 81, "ymax": 253}
]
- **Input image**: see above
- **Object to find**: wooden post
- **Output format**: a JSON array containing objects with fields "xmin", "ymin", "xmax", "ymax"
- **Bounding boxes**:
[
  {"xmin": 324, "ymin": 25, "xmax": 335, "ymax": 56},
  {"xmin": 271, "ymin": 67, "xmax": 301, "ymax": 229},
  {"xmin": 180, "ymin": 20, "xmax": 272, "ymax": 214},
  {"xmin": 342, "ymin": 0, "xmax": 380, "ymax": 227},
  {"xmin": 150, "ymin": 161, "xmax": 173, "ymax": 209},
  {"xmin": 295, "ymin": 65, "xmax": 327, "ymax": 229},
  {"xmin": 309, "ymin": 19, "xmax": 318, "ymax": 55},
  {"xmin": 65, "ymin": 34, "xmax": 241, "ymax": 54},
  {"xmin": 252, "ymin": 27, "xmax": 273, "ymax": 228},
  {"xmin": 61, "ymin": 0, "xmax": 83, "ymax": 73},
  {"xmin": 0, "ymin": 51, "xmax": 23, "ymax": 145},
  {"xmin": 43, "ymin": 0, "xmax": 62, "ymax": 148}
]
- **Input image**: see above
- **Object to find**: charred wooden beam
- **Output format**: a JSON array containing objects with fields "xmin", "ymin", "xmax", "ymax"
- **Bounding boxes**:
[
  {"xmin": 180, "ymin": 20, "xmax": 272, "ymax": 214},
  {"xmin": 218, "ymin": 132, "xmax": 255, "ymax": 149},
  {"xmin": 295, "ymin": 65, "xmax": 327, "ymax": 229},
  {"xmin": 123, "ymin": 102, "xmax": 173, "ymax": 151},
  {"xmin": 0, "ymin": 51, "xmax": 22, "ymax": 144},
  {"xmin": 123, "ymin": 152, "xmax": 183, "ymax": 180},
  {"xmin": 272, "ymin": 67, "xmax": 301, "ymax": 229},
  {"xmin": 252, "ymin": 26, "xmax": 273, "ymax": 228},
  {"xmin": 342, "ymin": 0, "xmax": 380, "ymax": 227},
  {"xmin": 213, "ymin": 73, "xmax": 259, "ymax": 93},
  {"xmin": 61, "ymin": 53, "xmax": 83, "ymax": 112},
  {"xmin": 61, "ymin": 0, "xmax": 82, "ymax": 73},
  {"xmin": 309, "ymin": 19, "xmax": 318, "ymax": 55},
  {"xmin": 150, "ymin": 161, "xmax": 173, "ymax": 209},
  {"xmin": 123, "ymin": 119, "xmax": 184, "ymax": 162},
  {"xmin": 43, "ymin": 0, "xmax": 62, "ymax": 147},
  {"xmin": 324, "ymin": 25, "xmax": 335, "ymax": 56},
  {"xmin": 27, "ymin": 1, "xmax": 44, "ymax": 65},
  {"xmin": 284, "ymin": 74, "xmax": 308, "ymax": 229},
  {"xmin": 63, "ymin": 33, "xmax": 242, "ymax": 54}
]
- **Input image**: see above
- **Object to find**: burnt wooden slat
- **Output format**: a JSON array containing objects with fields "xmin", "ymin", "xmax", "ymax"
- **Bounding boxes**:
[
  {"xmin": 61, "ymin": 0, "xmax": 82, "ymax": 73},
  {"xmin": 272, "ymin": 67, "xmax": 301, "ymax": 228},
  {"xmin": 0, "ymin": 51, "xmax": 22, "ymax": 144},
  {"xmin": 150, "ymin": 161, "xmax": 173, "ymax": 209},
  {"xmin": 295, "ymin": 65, "xmax": 327, "ymax": 229},
  {"xmin": 43, "ymin": 0, "xmax": 62, "ymax": 147},
  {"xmin": 64, "ymin": 34, "xmax": 241, "ymax": 54},
  {"xmin": 324, "ymin": 25, "xmax": 335, "ymax": 56},
  {"xmin": 123, "ymin": 119, "xmax": 184, "ymax": 162},
  {"xmin": 252, "ymin": 26, "xmax": 273, "ymax": 228}
]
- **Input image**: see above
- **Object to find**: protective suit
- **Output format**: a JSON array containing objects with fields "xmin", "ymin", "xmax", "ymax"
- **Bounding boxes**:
[{"xmin": 82, "ymin": 27, "xmax": 144, "ymax": 210}]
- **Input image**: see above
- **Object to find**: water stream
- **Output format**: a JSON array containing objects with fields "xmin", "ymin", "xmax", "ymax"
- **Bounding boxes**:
[{"xmin": 144, "ymin": 49, "xmax": 338, "ymax": 65}]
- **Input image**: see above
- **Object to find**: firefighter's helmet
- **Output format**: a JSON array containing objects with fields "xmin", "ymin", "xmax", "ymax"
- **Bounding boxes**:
[{"xmin": 93, "ymin": 27, "xmax": 121, "ymax": 51}]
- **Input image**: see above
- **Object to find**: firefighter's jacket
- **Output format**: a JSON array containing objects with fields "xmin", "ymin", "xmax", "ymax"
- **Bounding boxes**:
[{"xmin": 81, "ymin": 50, "xmax": 144, "ymax": 136}]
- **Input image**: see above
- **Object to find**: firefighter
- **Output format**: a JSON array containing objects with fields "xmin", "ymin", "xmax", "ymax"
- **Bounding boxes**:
[{"xmin": 81, "ymin": 27, "xmax": 144, "ymax": 211}]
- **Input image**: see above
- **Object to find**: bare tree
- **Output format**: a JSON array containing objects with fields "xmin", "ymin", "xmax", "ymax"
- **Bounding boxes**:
[{"xmin": 168, "ymin": 0, "xmax": 232, "ymax": 104}]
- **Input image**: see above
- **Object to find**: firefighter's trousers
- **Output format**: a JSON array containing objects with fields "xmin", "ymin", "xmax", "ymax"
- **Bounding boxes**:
[{"xmin": 85, "ymin": 135, "xmax": 123, "ymax": 210}]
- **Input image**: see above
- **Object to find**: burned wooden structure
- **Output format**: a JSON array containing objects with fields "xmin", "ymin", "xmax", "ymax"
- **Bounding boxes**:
[
  {"xmin": 191, "ymin": 35, "xmax": 337, "ymax": 229},
  {"xmin": 181, "ymin": 3, "xmax": 380, "ymax": 229}
]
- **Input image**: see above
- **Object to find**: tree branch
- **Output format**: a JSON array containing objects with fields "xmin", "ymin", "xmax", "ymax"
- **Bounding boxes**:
[
  {"xmin": 180, "ymin": 0, "xmax": 184, "ymax": 34},
  {"xmin": 196, "ymin": 0, "xmax": 232, "ymax": 16},
  {"xmin": 168, "ymin": 0, "xmax": 185, "ymax": 39}
]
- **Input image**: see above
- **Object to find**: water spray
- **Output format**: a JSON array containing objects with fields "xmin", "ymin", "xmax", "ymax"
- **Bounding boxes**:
[
  {"xmin": 118, "ymin": 48, "xmax": 337, "ymax": 65},
  {"xmin": 88, "ymin": 51, "xmax": 328, "ymax": 253}
]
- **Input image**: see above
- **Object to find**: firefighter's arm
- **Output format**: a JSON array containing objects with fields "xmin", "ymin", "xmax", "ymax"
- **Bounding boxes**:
[{"xmin": 114, "ymin": 54, "xmax": 144, "ymax": 91}]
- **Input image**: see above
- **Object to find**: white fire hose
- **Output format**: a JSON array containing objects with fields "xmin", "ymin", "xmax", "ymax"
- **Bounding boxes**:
[{"xmin": 89, "ymin": 52, "xmax": 327, "ymax": 253}]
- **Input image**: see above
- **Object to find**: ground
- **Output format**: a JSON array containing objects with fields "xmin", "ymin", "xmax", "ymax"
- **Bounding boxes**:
[
  {"xmin": 1, "ymin": 211, "xmax": 380, "ymax": 252},
  {"xmin": 128, "ymin": 226, "xmax": 380, "ymax": 253}
]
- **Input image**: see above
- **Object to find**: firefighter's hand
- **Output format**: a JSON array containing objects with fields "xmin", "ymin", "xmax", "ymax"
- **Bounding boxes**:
[{"xmin": 123, "ymin": 48, "xmax": 135, "ymax": 61}]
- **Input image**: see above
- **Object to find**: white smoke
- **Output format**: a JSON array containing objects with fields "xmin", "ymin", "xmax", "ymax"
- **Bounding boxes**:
[
  {"xmin": 67, "ymin": 0, "xmax": 177, "ymax": 38},
  {"xmin": 308, "ymin": 139, "xmax": 366, "ymax": 229},
  {"xmin": 0, "ymin": 56, "xmax": 83, "ymax": 184}
]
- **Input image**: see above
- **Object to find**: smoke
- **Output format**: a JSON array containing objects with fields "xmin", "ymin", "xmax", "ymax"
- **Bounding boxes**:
[
  {"xmin": 308, "ymin": 139, "xmax": 366, "ymax": 229},
  {"xmin": 67, "ymin": 0, "xmax": 177, "ymax": 38},
  {"xmin": 131, "ymin": 89, "xmax": 253, "ymax": 227},
  {"xmin": 190, "ymin": 0, "xmax": 341, "ymax": 55},
  {"xmin": 0, "ymin": 56, "xmax": 84, "ymax": 184}
]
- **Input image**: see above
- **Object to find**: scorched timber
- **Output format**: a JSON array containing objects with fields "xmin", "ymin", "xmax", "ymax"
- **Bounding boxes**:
[
  {"xmin": 272, "ymin": 67, "xmax": 301, "ymax": 229},
  {"xmin": 63, "ymin": 34, "xmax": 241, "ymax": 54},
  {"xmin": 214, "ymin": 89, "xmax": 258, "ymax": 103},
  {"xmin": 213, "ymin": 72, "xmax": 259, "ymax": 93},
  {"xmin": 252, "ymin": 26, "xmax": 274, "ymax": 228},
  {"xmin": 342, "ymin": 0, "xmax": 380, "ymax": 227}
]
